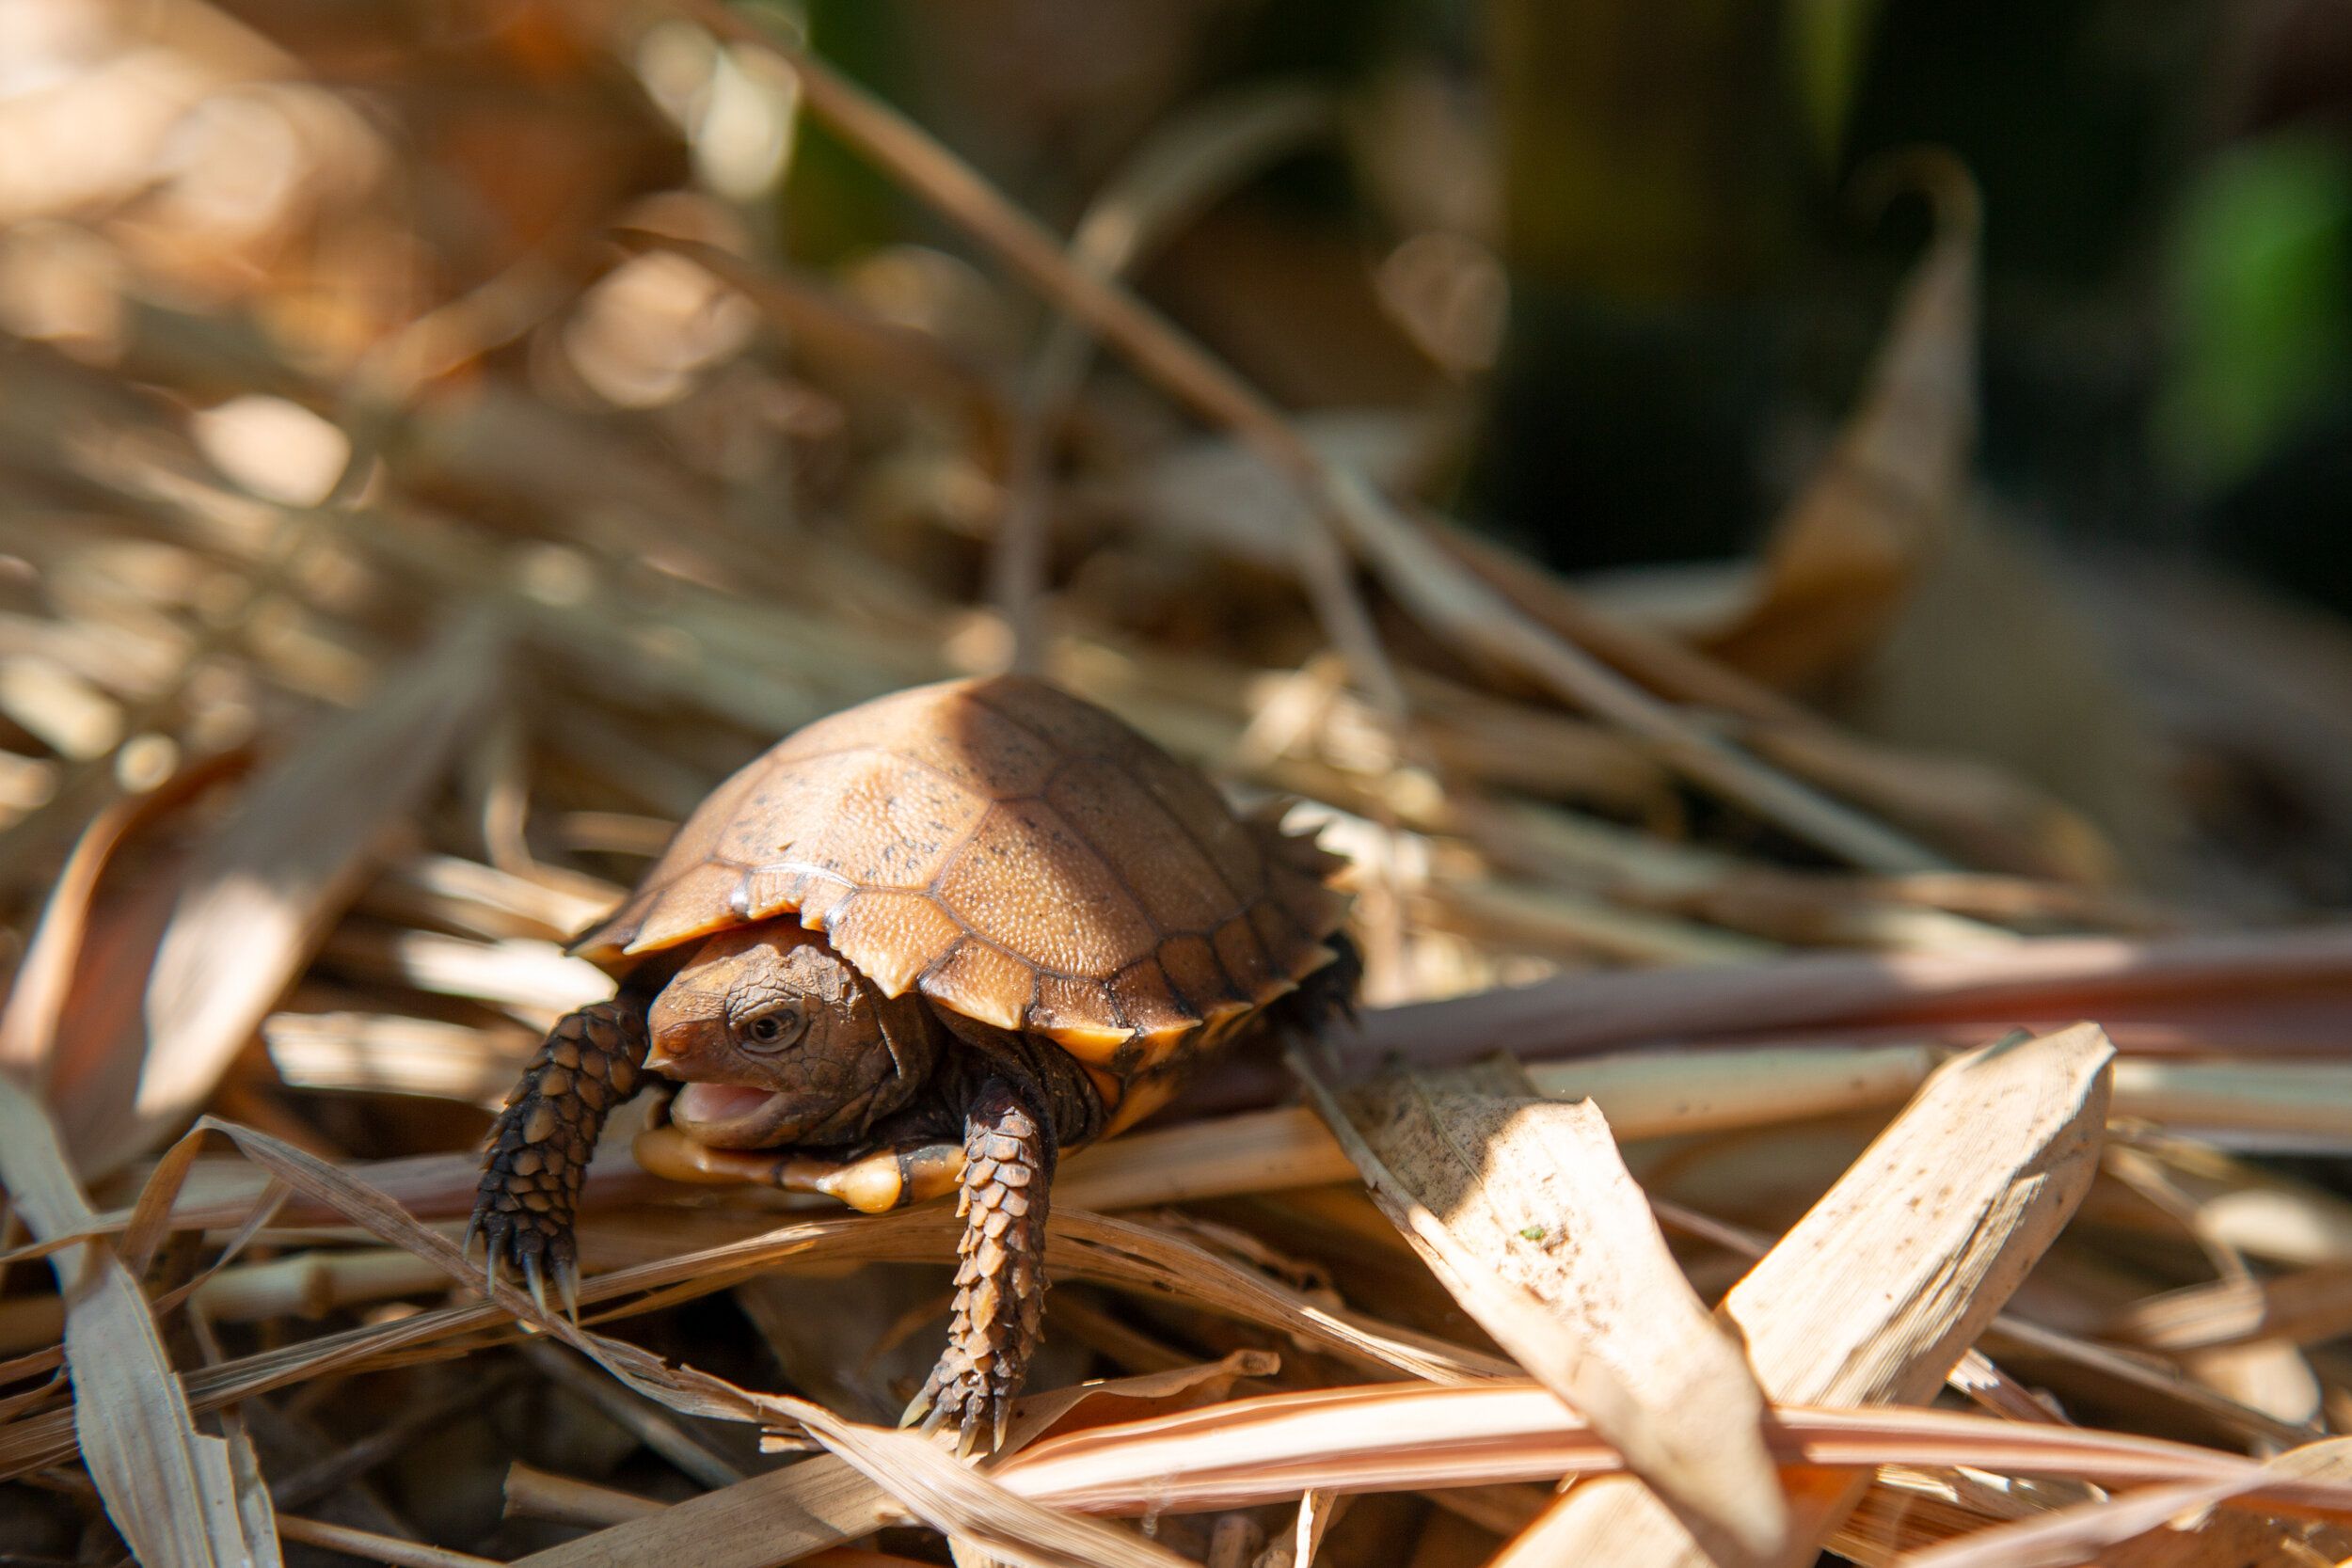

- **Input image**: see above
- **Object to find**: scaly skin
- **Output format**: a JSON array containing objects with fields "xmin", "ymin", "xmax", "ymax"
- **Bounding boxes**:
[
  {"xmin": 469, "ymin": 932, "xmax": 1359, "ymax": 1450},
  {"xmin": 907, "ymin": 1079, "xmax": 1054, "ymax": 1454},
  {"xmin": 468, "ymin": 999, "xmax": 649, "ymax": 1312}
]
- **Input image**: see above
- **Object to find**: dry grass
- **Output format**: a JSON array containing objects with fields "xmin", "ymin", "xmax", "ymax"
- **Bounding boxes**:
[{"xmin": 3, "ymin": 2, "xmax": 2352, "ymax": 1565}]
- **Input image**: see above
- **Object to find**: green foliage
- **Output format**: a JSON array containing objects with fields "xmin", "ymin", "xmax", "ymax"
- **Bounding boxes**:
[
  {"xmin": 1785, "ymin": 0, "xmax": 1883, "ymax": 163},
  {"xmin": 781, "ymin": 0, "xmax": 915, "ymax": 262},
  {"xmin": 2158, "ymin": 135, "xmax": 2352, "ymax": 489}
]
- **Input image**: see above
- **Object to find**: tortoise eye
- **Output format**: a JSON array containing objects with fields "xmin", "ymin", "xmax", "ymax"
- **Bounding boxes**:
[{"xmin": 739, "ymin": 1008, "xmax": 805, "ymax": 1051}]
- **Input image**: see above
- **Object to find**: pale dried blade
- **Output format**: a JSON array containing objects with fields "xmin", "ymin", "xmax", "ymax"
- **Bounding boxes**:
[
  {"xmin": 1511, "ymin": 1022, "xmax": 2115, "ymax": 1566},
  {"xmin": 1298, "ymin": 1053, "xmax": 1786, "ymax": 1564},
  {"xmin": 0, "ymin": 1075, "xmax": 262, "ymax": 1567},
  {"xmin": 1702, "ymin": 155, "xmax": 1979, "ymax": 685},
  {"xmin": 71, "ymin": 611, "xmax": 504, "ymax": 1173}
]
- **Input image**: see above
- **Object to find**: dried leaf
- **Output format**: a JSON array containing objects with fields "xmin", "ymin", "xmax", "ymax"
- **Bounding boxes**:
[
  {"xmin": 0, "ymin": 1075, "xmax": 262, "ymax": 1566},
  {"xmin": 0, "ymin": 748, "xmax": 250, "ymax": 1085},
  {"xmin": 997, "ymin": 1349, "xmax": 1281, "ymax": 1451},
  {"xmin": 0, "ymin": 735, "xmax": 275, "ymax": 1565},
  {"xmin": 1702, "ymin": 154, "xmax": 1979, "ymax": 687},
  {"xmin": 1513, "ymin": 1022, "xmax": 2114, "ymax": 1565},
  {"xmin": 218, "ymin": 1404, "xmax": 285, "ymax": 1568},
  {"xmin": 1298, "ymin": 1054, "xmax": 1786, "ymax": 1565},
  {"xmin": 67, "ymin": 611, "xmax": 504, "ymax": 1173}
]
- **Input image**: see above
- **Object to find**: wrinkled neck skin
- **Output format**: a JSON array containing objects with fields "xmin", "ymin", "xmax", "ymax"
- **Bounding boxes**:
[{"xmin": 921, "ymin": 1009, "xmax": 1106, "ymax": 1156}]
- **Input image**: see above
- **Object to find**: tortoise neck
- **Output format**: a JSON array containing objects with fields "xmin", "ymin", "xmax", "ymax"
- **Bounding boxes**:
[
  {"xmin": 872, "ymin": 975, "xmax": 947, "ymax": 1115},
  {"xmin": 613, "ymin": 944, "xmax": 695, "ymax": 1007},
  {"xmin": 929, "ymin": 1009, "xmax": 1107, "ymax": 1153}
]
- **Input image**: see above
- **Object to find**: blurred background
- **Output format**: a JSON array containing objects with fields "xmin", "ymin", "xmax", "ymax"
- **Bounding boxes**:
[
  {"xmin": 9, "ymin": 2, "xmax": 2352, "ymax": 1560},
  {"xmin": 2, "ymin": 0, "xmax": 2348, "ymax": 928}
]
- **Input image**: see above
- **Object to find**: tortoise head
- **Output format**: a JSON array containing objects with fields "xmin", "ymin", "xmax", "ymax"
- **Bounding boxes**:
[{"xmin": 645, "ymin": 923, "xmax": 941, "ymax": 1149}]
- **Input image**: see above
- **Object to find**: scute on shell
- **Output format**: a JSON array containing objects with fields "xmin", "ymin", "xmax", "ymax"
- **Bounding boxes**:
[{"xmin": 572, "ymin": 675, "xmax": 1351, "ymax": 1066}]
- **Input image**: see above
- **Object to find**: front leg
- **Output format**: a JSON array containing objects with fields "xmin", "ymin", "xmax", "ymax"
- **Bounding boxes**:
[
  {"xmin": 469, "ymin": 998, "xmax": 649, "ymax": 1313},
  {"xmin": 906, "ymin": 1078, "xmax": 1054, "ymax": 1454}
]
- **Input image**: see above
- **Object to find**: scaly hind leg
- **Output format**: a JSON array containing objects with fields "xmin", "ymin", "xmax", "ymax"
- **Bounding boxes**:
[
  {"xmin": 903, "ymin": 1078, "xmax": 1053, "ymax": 1455},
  {"xmin": 468, "ymin": 999, "xmax": 649, "ymax": 1313}
]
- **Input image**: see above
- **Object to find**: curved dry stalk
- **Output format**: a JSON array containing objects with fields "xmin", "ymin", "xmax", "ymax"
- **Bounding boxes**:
[
  {"xmin": 674, "ymin": 0, "xmax": 1403, "ymax": 719},
  {"xmin": 992, "ymin": 82, "xmax": 1333, "ymax": 675},
  {"xmin": 994, "ymin": 1386, "xmax": 2352, "ymax": 1517},
  {"xmin": 490, "ymin": 1385, "xmax": 2352, "ymax": 1568}
]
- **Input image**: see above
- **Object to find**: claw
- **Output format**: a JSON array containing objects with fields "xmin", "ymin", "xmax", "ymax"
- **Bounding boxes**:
[
  {"xmin": 469, "ymin": 998, "xmax": 648, "ymax": 1330},
  {"xmin": 900, "ymin": 1386, "xmax": 936, "ymax": 1431},
  {"xmin": 461, "ymin": 1213, "xmax": 482, "ymax": 1262}
]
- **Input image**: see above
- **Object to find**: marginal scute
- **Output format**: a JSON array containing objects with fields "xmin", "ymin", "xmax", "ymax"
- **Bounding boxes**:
[
  {"xmin": 1246, "ymin": 897, "xmax": 1298, "ymax": 962},
  {"xmin": 923, "ymin": 941, "xmax": 1039, "ymax": 1033},
  {"xmin": 1107, "ymin": 957, "xmax": 1196, "ymax": 1071},
  {"xmin": 1033, "ymin": 973, "xmax": 1132, "ymax": 1056},
  {"xmin": 739, "ymin": 863, "xmax": 813, "ymax": 919},
  {"xmin": 1155, "ymin": 932, "xmax": 1235, "ymax": 1016},
  {"xmin": 1043, "ymin": 1019, "xmax": 1135, "ymax": 1058},
  {"xmin": 603, "ymin": 861, "xmax": 751, "ymax": 958},
  {"xmin": 1212, "ymin": 915, "xmax": 1276, "ymax": 996},
  {"xmin": 821, "ymin": 889, "xmax": 966, "ymax": 994},
  {"xmin": 789, "ymin": 872, "xmax": 861, "ymax": 933},
  {"xmin": 571, "ymin": 674, "xmax": 1352, "ymax": 1074}
]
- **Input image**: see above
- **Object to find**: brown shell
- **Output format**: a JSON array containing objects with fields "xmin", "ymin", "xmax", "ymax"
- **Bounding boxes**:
[{"xmin": 573, "ymin": 676, "xmax": 1350, "ymax": 1068}]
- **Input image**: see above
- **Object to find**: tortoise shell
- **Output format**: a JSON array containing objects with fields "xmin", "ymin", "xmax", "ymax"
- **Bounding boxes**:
[{"xmin": 574, "ymin": 675, "xmax": 1350, "ymax": 1075}]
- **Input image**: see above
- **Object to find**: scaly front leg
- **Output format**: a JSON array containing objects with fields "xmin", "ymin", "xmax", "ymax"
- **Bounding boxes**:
[
  {"xmin": 469, "ymin": 998, "xmax": 649, "ymax": 1313},
  {"xmin": 905, "ymin": 1078, "xmax": 1054, "ymax": 1455}
]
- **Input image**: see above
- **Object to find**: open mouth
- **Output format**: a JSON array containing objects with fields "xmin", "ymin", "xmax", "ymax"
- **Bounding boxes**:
[{"xmin": 668, "ymin": 1082, "xmax": 803, "ymax": 1148}]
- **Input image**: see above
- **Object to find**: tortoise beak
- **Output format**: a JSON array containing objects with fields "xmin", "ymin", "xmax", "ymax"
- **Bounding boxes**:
[{"xmin": 641, "ymin": 1008, "xmax": 728, "ymax": 1080}]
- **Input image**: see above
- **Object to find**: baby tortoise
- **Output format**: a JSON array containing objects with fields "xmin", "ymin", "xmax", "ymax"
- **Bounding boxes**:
[{"xmin": 469, "ymin": 674, "xmax": 1354, "ymax": 1450}]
